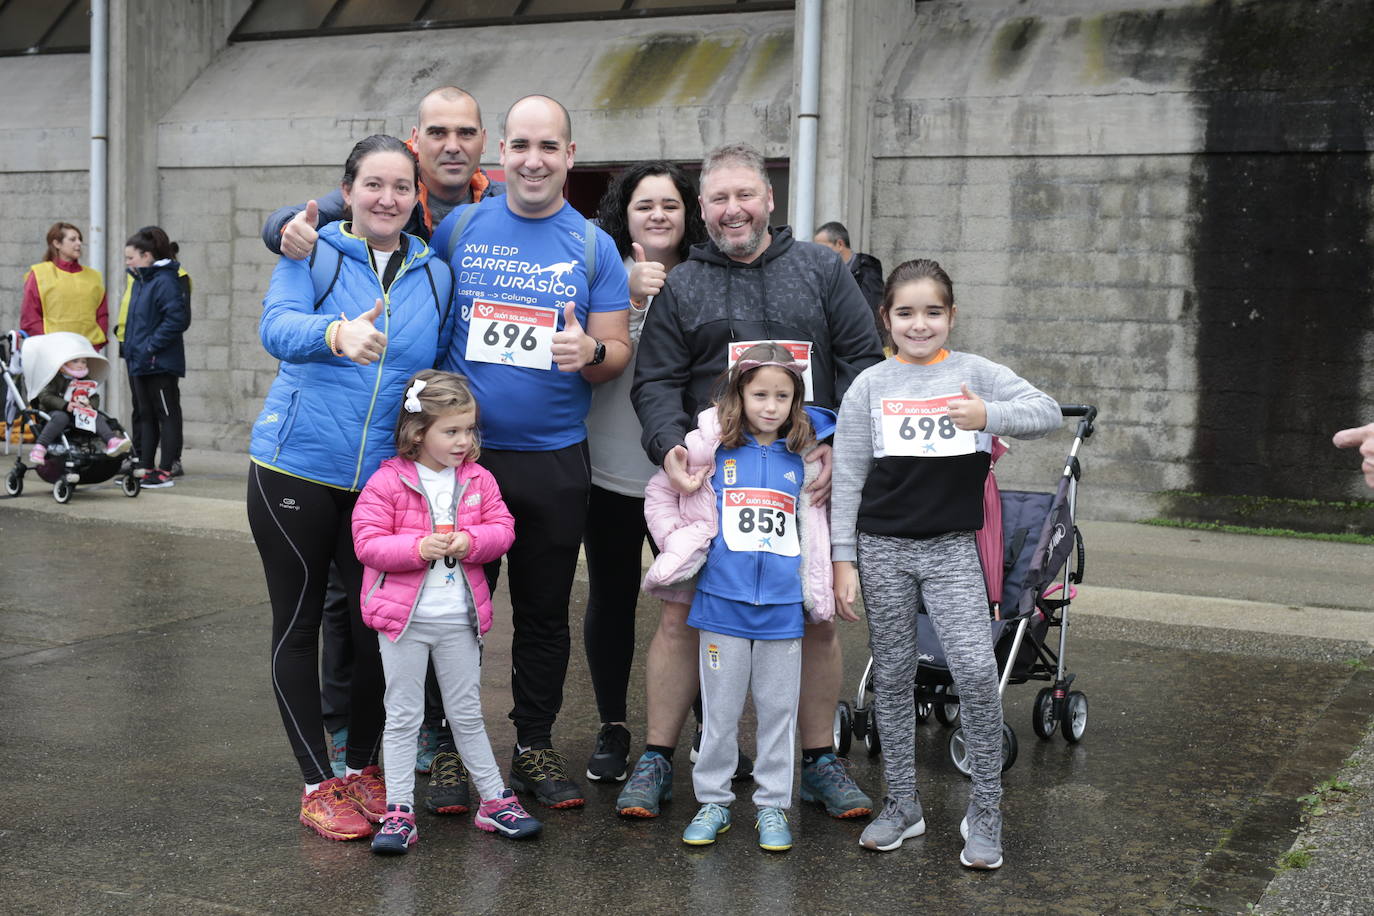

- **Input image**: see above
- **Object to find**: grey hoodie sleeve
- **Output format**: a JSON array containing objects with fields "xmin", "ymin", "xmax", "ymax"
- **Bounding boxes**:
[
  {"xmin": 980, "ymin": 360, "xmax": 1062, "ymax": 440},
  {"xmin": 829, "ymin": 371, "xmax": 874, "ymax": 562},
  {"xmin": 261, "ymin": 188, "xmax": 348, "ymax": 256},
  {"xmin": 822, "ymin": 255, "xmax": 885, "ymax": 405},
  {"xmin": 631, "ymin": 280, "xmax": 694, "ymax": 467}
]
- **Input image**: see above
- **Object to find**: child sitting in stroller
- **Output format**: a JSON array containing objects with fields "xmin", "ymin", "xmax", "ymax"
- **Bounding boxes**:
[{"xmin": 25, "ymin": 332, "xmax": 131, "ymax": 464}]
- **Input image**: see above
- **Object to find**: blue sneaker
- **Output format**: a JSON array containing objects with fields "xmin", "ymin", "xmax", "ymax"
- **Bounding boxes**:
[
  {"xmin": 416, "ymin": 724, "xmax": 440, "ymax": 774},
  {"xmin": 371, "ymin": 804, "xmax": 418, "ymax": 855},
  {"xmin": 799, "ymin": 753, "xmax": 872, "ymax": 818},
  {"xmin": 615, "ymin": 751, "xmax": 672, "ymax": 818},
  {"xmin": 475, "ymin": 789, "xmax": 543, "ymax": 839},
  {"xmin": 682, "ymin": 803, "xmax": 732, "ymax": 845},
  {"xmin": 325, "ymin": 726, "xmax": 347, "ymax": 780},
  {"xmin": 755, "ymin": 807, "xmax": 792, "ymax": 852}
]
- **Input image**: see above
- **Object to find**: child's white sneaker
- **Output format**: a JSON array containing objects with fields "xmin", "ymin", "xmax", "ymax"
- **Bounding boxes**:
[{"xmin": 105, "ymin": 436, "xmax": 132, "ymax": 457}]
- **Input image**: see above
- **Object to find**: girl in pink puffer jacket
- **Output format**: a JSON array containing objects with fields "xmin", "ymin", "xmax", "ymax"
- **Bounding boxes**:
[{"xmin": 353, "ymin": 370, "xmax": 541, "ymax": 853}]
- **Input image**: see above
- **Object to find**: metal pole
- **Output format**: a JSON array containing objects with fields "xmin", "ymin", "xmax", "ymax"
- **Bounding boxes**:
[
  {"xmin": 793, "ymin": 0, "xmax": 821, "ymax": 239},
  {"xmin": 90, "ymin": 0, "xmax": 107, "ymax": 278}
]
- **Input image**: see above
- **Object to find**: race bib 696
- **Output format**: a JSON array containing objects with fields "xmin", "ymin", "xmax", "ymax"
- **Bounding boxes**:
[{"xmin": 466, "ymin": 300, "xmax": 556, "ymax": 369}]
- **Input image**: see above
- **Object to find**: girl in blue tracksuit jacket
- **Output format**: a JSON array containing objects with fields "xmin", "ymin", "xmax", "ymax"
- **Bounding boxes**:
[
  {"xmin": 640, "ymin": 342, "xmax": 842, "ymax": 853},
  {"xmin": 245, "ymin": 134, "xmax": 456, "ymax": 842}
]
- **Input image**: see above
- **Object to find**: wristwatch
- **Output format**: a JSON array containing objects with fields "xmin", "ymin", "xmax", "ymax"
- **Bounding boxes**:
[{"xmin": 588, "ymin": 338, "xmax": 607, "ymax": 366}]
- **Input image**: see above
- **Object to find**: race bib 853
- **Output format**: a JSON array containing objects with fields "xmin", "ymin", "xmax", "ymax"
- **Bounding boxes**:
[{"xmin": 721, "ymin": 487, "xmax": 800, "ymax": 557}]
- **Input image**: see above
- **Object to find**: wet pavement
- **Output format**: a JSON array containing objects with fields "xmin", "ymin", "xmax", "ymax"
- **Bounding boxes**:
[{"xmin": 2, "ymin": 449, "xmax": 1373, "ymax": 914}]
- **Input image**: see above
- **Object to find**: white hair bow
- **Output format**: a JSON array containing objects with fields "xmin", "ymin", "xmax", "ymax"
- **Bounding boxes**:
[{"xmin": 404, "ymin": 379, "xmax": 427, "ymax": 413}]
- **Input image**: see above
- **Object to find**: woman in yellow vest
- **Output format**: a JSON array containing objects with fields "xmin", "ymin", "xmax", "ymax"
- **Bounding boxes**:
[{"xmin": 21, "ymin": 222, "xmax": 109, "ymax": 350}]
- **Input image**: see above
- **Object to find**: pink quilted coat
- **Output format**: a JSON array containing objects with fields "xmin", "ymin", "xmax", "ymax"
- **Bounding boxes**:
[
  {"xmin": 352, "ymin": 455, "xmax": 514, "ymax": 641},
  {"xmin": 641, "ymin": 407, "xmax": 835, "ymax": 622}
]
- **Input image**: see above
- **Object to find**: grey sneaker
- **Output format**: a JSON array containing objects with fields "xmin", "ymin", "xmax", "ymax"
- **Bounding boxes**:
[
  {"xmin": 858, "ymin": 795, "xmax": 926, "ymax": 851},
  {"xmin": 959, "ymin": 802, "xmax": 1004, "ymax": 869}
]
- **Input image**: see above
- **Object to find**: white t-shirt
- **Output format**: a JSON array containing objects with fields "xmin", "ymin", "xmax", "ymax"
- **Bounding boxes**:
[{"xmin": 410, "ymin": 462, "xmax": 470, "ymax": 625}]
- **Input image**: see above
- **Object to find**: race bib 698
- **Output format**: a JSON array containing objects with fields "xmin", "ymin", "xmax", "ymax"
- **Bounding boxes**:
[{"xmin": 876, "ymin": 394, "xmax": 977, "ymax": 458}]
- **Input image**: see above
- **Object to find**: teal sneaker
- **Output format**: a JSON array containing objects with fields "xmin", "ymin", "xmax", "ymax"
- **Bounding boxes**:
[
  {"xmin": 799, "ymin": 753, "xmax": 872, "ymax": 818},
  {"xmin": 615, "ymin": 751, "xmax": 673, "ymax": 818},
  {"xmin": 416, "ymin": 724, "xmax": 441, "ymax": 774},
  {"xmin": 325, "ymin": 725, "xmax": 348, "ymax": 780},
  {"xmin": 682, "ymin": 803, "xmax": 732, "ymax": 846},
  {"xmin": 755, "ymin": 807, "xmax": 792, "ymax": 852}
]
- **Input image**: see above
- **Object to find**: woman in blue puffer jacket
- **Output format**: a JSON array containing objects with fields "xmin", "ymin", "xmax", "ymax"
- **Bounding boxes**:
[{"xmin": 246, "ymin": 134, "xmax": 456, "ymax": 842}]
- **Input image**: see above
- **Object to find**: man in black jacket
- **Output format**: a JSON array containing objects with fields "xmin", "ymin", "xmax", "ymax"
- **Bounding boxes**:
[
  {"xmin": 815, "ymin": 221, "xmax": 885, "ymax": 335},
  {"xmin": 620, "ymin": 142, "xmax": 883, "ymax": 822}
]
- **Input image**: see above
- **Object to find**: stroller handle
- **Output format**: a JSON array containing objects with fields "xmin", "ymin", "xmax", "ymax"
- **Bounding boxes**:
[{"xmin": 1058, "ymin": 403, "xmax": 1098, "ymax": 440}]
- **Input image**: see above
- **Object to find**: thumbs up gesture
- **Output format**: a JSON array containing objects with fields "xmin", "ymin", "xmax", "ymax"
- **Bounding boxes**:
[
  {"xmin": 335, "ymin": 298, "xmax": 388, "ymax": 366},
  {"xmin": 628, "ymin": 241, "xmax": 667, "ymax": 307},
  {"xmin": 947, "ymin": 382, "xmax": 987, "ymax": 431},
  {"xmin": 551, "ymin": 302, "xmax": 592, "ymax": 372},
  {"xmin": 281, "ymin": 199, "xmax": 320, "ymax": 260}
]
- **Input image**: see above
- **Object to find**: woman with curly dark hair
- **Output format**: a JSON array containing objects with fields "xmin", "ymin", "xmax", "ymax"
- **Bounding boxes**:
[{"xmin": 582, "ymin": 161, "xmax": 705, "ymax": 783}]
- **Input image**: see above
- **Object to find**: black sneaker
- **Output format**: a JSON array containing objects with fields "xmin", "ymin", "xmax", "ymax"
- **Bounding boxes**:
[
  {"xmin": 169, "ymin": 460, "xmax": 184, "ymax": 478},
  {"xmin": 689, "ymin": 725, "xmax": 755, "ymax": 781},
  {"xmin": 586, "ymin": 723, "xmax": 631, "ymax": 782},
  {"xmin": 510, "ymin": 746, "xmax": 584, "ymax": 809},
  {"xmin": 424, "ymin": 749, "xmax": 471, "ymax": 814},
  {"xmin": 141, "ymin": 468, "xmax": 174, "ymax": 489}
]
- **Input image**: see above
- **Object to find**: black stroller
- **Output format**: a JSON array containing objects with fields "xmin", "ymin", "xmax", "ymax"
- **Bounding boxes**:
[
  {"xmin": 834, "ymin": 404, "xmax": 1098, "ymax": 774},
  {"xmin": 3, "ymin": 330, "xmax": 140, "ymax": 503}
]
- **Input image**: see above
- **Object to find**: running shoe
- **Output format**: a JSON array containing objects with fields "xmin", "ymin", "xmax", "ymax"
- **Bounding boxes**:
[
  {"xmin": 755, "ymin": 807, "xmax": 793, "ymax": 852},
  {"xmin": 299, "ymin": 778, "xmax": 372, "ymax": 841},
  {"xmin": 799, "ymin": 753, "xmax": 872, "ymax": 818},
  {"xmin": 416, "ymin": 724, "xmax": 441, "ymax": 774},
  {"xmin": 28, "ymin": 444, "xmax": 46, "ymax": 464},
  {"xmin": 859, "ymin": 795, "xmax": 926, "ymax": 851},
  {"xmin": 141, "ymin": 468, "xmax": 174, "ymax": 488},
  {"xmin": 682, "ymin": 803, "xmax": 732, "ymax": 846},
  {"xmin": 615, "ymin": 751, "xmax": 673, "ymax": 818},
  {"xmin": 425, "ymin": 750, "xmax": 471, "ymax": 814},
  {"xmin": 104, "ymin": 436, "xmax": 132, "ymax": 457},
  {"xmin": 509, "ymin": 746, "xmax": 585, "ymax": 809},
  {"xmin": 474, "ymin": 789, "xmax": 543, "ymax": 839},
  {"xmin": 960, "ymin": 802, "xmax": 1004, "ymax": 869},
  {"xmin": 586, "ymin": 723, "xmax": 631, "ymax": 782},
  {"xmin": 371, "ymin": 804, "xmax": 418, "ymax": 855},
  {"xmin": 169, "ymin": 460, "xmax": 184, "ymax": 478},
  {"xmin": 341, "ymin": 765, "xmax": 387, "ymax": 822}
]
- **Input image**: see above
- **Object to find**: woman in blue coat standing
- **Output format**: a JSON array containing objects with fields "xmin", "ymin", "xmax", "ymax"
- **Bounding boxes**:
[
  {"xmin": 246, "ymin": 134, "xmax": 456, "ymax": 841},
  {"xmin": 122, "ymin": 226, "xmax": 189, "ymax": 488}
]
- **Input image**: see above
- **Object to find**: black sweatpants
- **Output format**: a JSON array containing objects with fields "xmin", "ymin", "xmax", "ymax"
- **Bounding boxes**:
[
  {"xmin": 582, "ymin": 484, "xmax": 653, "ymax": 724},
  {"xmin": 480, "ymin": 442, "xmax": 590, "ymax": 748},
  {"xmin": 129, "ymin": 372, "xmax": 182, "ymax": 471},
  {"xmin": 247, "ymin": 463, "xmax": 384, "ymax": 784}
]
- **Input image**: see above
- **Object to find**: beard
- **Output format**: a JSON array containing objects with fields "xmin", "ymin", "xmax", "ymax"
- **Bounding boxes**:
[{"xmin": 708, "ymin": 219, "xmax": 768, "ymax": 260}]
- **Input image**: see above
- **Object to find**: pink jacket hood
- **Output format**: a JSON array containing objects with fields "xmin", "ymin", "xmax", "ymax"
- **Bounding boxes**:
[
  {"xmin": 352, "ymin": 455, "xmax": 514, "ymax": 640},
  {"xmin": 641, "ymin": 407, "xmax": 834, "ymax": 622}
]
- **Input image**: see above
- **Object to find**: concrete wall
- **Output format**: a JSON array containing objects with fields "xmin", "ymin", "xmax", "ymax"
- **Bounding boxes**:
[
  {"xmin": 869, "ymin": 0, "xmax": 1374, "ymax": 513},
  {"xmin": 3, "ymin": 0, "xmax": 1372, "ymax": 517}
]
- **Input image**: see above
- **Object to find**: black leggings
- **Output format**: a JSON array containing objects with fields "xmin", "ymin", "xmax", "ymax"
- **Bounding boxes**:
[
  {"xmin": 129, "ymin": 373, "xmax": 182, "ymax": 471},
  {"xmin": 582, "ymin": 485, "xmax": 653, "ymax": 724},
  {"xmin": 246, "ymin": 463, "xmax": 384, "ymax": 784}
]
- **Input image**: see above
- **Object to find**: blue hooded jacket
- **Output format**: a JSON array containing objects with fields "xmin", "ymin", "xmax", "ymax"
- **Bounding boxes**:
[{"xmin": 249, "ymin": 222, "xmax": 455, "ymax": 490}]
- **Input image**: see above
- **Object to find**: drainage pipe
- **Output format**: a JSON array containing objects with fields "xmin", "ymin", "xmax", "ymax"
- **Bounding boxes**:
[{"xmin": 793, "ymin": 0, "xmax": 821, "ymax": 239}]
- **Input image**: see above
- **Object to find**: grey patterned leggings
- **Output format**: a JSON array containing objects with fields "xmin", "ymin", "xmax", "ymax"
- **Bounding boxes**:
[{"xmin": 858, "ymin": 530, "xmax": 1002, "ymax": 808}]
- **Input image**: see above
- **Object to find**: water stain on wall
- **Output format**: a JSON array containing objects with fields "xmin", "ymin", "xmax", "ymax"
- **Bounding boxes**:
[{"xmin": 1188, "ymin": 0, "xmax": 1374, "ymax": 499}]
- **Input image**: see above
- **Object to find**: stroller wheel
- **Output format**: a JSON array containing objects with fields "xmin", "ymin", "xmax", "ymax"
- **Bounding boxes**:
[
  {"xmin": 1062, "ymin": 691, "xmax": 1089, "ymax": 743},
  {"xmin": 932, "ymin": 684, "xmax": 960, "ymax": 727},
  {"xmin": 4, "ymin": 469, "xmax": 21, "ymax": 498},
  {"xmin": 53, "ymin": 478, "xmax": 73, "ymax": 503},
  {"xmin": 948, "ymin": 724, "xmax": 1018, "ymax": 776},
  {"xmin": 864, "ymin": 712, "xmax": 882, "ymax": 758},
  {"xmin": 833, "ymin": 701, "xmax": 853, "ymax": 757},
  {"xmin": 121, "ymin": 474, "xmax": 140, "ymax": 497},
  {"xmin": 1032, "ymin": 687, "xmax": 1058, "ymax": 739}
]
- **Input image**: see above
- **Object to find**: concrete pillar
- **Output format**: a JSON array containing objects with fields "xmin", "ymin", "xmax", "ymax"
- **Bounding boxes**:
[{"xmin": 800, "ymin": 0, "xmax": 917, "ymax": 252}]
